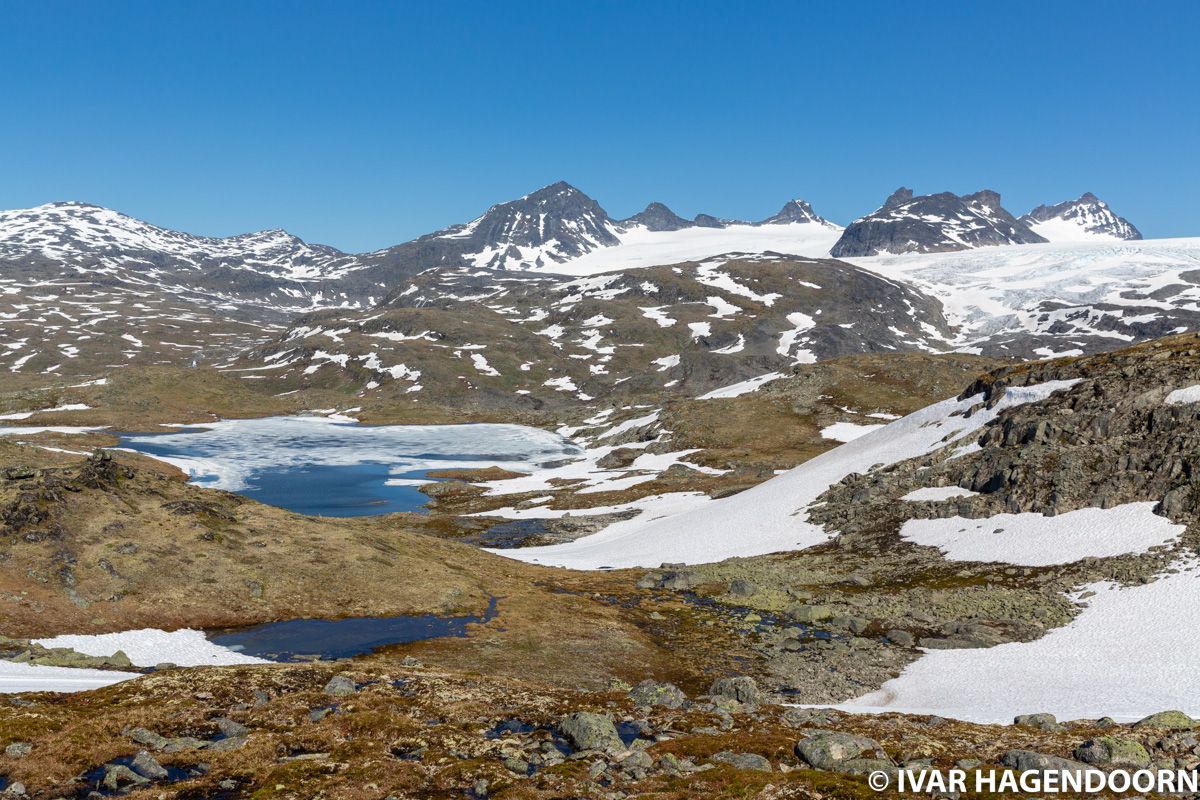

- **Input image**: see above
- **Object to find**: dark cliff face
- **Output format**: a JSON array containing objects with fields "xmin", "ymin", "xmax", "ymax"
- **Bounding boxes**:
[{"xmin": 830, "ymin": 188, "xmax": 1046, "ymax": 258}]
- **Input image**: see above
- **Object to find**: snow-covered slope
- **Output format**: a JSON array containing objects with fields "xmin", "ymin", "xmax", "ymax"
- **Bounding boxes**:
[
  {"xmin": 417, "ymin": 183, "xmax": 842, "ymax": 275},
  {"xmin": 847, "ymin": 236, "xmax": 1200, "ymax": 357},
  {"xmin": 1020, "ymin": 192, "xmax": 1142, "ymax": 243},
  {"xmin": 542, "ymin": 223, "xmax": 843, "ymax": 276},
  {"xmin": 0, "ymin": 201, "xmax": 362, "ymax": 281},
  {"xmin": 492, "ymin": 379, "xmax": 1081, "ymax": 569},
  {"xmin": 836, "ymin": 564, "xmax": 1200, "ymax": 722}
]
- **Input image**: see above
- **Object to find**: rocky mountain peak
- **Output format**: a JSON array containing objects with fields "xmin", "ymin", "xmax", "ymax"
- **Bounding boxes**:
[
  {"xmin": 831, "ymin": 188, "xmax": 1046, "ymax": 258},
  {"xmin": 883, "ymin": 187, "xmax": 914, "ymax": 210},
  {"xmin": 758, "ymin": 199, "xmax": 837, "ymax": 227},
  {"xmin": 621, "ymin": 202, "xmax": 693, "ymax": 232},
  {"xmin": 1020, "ymin": 193, "xmax": 1142, "ymax": 242},
  {"xmin": 431, "ymin": 181, "xmax": 621, "ymax": 270}
]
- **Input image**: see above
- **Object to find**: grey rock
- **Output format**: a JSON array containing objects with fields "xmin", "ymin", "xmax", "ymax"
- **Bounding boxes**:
[
  {"xmin": 728, "ymin": 579, "xmax": 757, "ymax": 597},
  {"xmin": 788, "ymin": 604, "xmax": 833, "ymax": 624},
  {"xmin": 1014, "ymin": 712, "xmax": 1062, "ymax": 732},
  {"xmin": 323, "ymin": 674, "xmax": 357, "ymax": 696},
  {"xmin": 711, "ymin": 751, "xmax": 772, "ymax": 772},
  {"xmin": 3, "ymin": 741, "xmax": 31, "ymax": 758},
  {"xmin": 502, "ymin": 756, "xmax": 530, "ymax": 775},
  {"xmin": 629, "ymin": 680, "xmax": 686, "ymax": 709},
  {"xmin": 206, "ymin": 735, "xmax": 248, "ymax": 751},
  {"xmin": 1134, "ymin": 710, "xmax": 1195, "ymax": 729},
  {"xmin": 1074, "ymin": 736, "xmax": 1151, "ymax": 767},
  {"xmin": 128, "ymin": 727, "xmax": 169, "ymax": 750},
  {"xmin": 215, "ymin": 717, "xmax": 250, "ymax": 738},
  {"xmin": 559, "ymin": 711, "xmax": 625, "ymax": 753},
  {"xmin": 103, "ymin": 763, "xmax": 150, "ymax": 791},
  {"xmin": 709, "ymin": 676, "xmax": 758, "ymax": 705},
  {"xmin": 130, "ymin": 749, "xmax": 168, "ymax": 780},
  {"xmin": 795, "ymin": 729, "xmax": 890, "ymax": 771},
  {"xmin": 885, "ymin": 630, "xmax": 915, "ymax": 647},
  {"xmin": 781, "ymin": 707, "xmax": 840, "ymax": 727}
]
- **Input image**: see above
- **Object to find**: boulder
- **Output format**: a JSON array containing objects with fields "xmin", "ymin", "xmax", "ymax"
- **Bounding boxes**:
[
  {"xmin": 709, "ymin": 676, "xmax": 758, "ymax": 705},
  {"xmin": 103, "ymin": 764, "xmax": 150, "ymax": 791},
  {"xmin": 711, "ymin": 751, "xmax": 772, "ymax": 772},
  {"xmin": 795, "ymin": 730, "xmax": 890, "ymax": 771},
  {"xmin": 3, "ymin": 742, "xmax": 31, "ymax": 758},
  {"xmin": 728, "ymin": 579, "xmax": 757, "ymax": 598},
  {"xmin": 788, "ymin": 605, "xmax": 833, "ymax": 624},
  {"xmin": 629, "ymin": 680, "xmax": 686, "ymax": 709},
  {"xmin": 558, "ymin": 712, "xmax": 625, "ymax": 753},
  {"xmin": 323, "ymin": 675, "xmax": 358, "ymax": 696},
  {"xmin": 130, "ymin": 750, "xmax": 168, "ymax": 780},
  {"xmin": 1074, "ymin": 736, "xmax": 1151, "ymax": 767},
  {"xmin": 215, "ymin": 717, "xmax": 250, "ymax": 739},
  {"xmin": 104, "ymin": 650, "xmax": 133, "ymax": 669},
  {"xmin": 1134, "ymin": 710, "xmax": 1195, "ymax": 729},
  {"xmin": 1014, "ymin": 713, "xmax": 1062, "ymax": 732}
]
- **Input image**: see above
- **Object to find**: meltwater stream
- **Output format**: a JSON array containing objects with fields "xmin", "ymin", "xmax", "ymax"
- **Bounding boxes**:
[{"xmin": 119, "ymin": 415, "xmax": 582, "ymax": 517}]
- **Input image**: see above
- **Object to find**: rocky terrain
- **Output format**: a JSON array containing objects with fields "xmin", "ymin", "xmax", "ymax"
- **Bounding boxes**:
[
  {"xmin": 1, "ymin": 181, "xmax": 1198, "ymax": 798},
  {"xmin": 0, "ymin": 334, "xmax": 1194, "ymax": 796}
]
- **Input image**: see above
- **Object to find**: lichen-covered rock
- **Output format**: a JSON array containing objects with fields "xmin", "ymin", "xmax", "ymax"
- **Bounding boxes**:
[
  {"xmin": 130, "ymin": 750, "xmax": 168, "ymax": 780},
  {"xmin": 1014, "ymin": 713, "xmax": 1062, "ymax": 731},
  {"xmin": 711, "ymin": 751, "xmax": 772, "ymax": 772},
  {"xmin": 795, "ymin": 730, "xmax": 890, "ymax": 771},
  {"xmin": 709, "ymin": 676, "xmax": 758, "ymax": 705},
  {"xmin": 323, "ymin": 674, "xmax": 358, "ymax": 696},
  {"xmin": 1134, "ymin": 710, "xmax": 1194, "ymax": 729},
  {"xmin": 559, "ymin": 711, "xmax": 624, "ymax": 753},
  {"xmin": 3, "ymin": 741, "xmax": 31, "ymax": 758},
  {"xmin": 1074, "ymin": 736, "xmax": 1151, "ymax": 767},
  {"xmin": 629, "ymin": 680, "xmax": 686, "ymax": 709}
]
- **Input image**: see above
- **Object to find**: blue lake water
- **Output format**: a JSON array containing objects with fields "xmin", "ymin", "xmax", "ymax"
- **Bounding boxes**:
[
  {"xmin": 119, "ymin": 416, "xmax": 581, "ymax": 517},
  {"xmin": 209, "ymin": 597, "xmax": 500, "ymax": 661}
]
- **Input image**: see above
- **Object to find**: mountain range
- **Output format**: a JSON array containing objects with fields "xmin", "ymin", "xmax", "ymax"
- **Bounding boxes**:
[{"xmin": 0, "ymin": 180, "xmax": 1189, "ymax": 402}]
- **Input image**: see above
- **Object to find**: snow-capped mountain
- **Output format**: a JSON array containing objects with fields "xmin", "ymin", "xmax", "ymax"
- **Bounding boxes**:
[
  {"xmin": 397, "ymin": 182, "xmax": 841, "ymax": 273},
  {"xmin": 428, "ymin": 181, "xmax": 622, "ymax": 270},
  {"xmin": 830, "ymin": 188, "xmax": 1047, "ymax": 257},
  {"xmin": 758, "ymin": 198, "xmax": 838, "ymax": 227},
  {"xmin": 0, "ymin": 201, "xmax": 363, "ymax": 282},
  {"xmin": 1020, "ymin": 192, "xmax": 1143, "ymax": 242}
]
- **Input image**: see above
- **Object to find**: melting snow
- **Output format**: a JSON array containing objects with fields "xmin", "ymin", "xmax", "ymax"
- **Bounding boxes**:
[
  {"xmin": 495, "ymin": 380, "xmax": 1081, "ymax": 568},
  {"xmin": 900, "ymin": 502, "xmax": 1183, "ymax": 566},
  {"xmin": 835, "ymin": 562, "xmax": 1200, "ymax": 723}
]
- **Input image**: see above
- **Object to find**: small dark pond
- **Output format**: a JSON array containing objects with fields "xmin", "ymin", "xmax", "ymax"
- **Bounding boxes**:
[{"xmin": 209, "ymin": 597, "xmax": 500, "ymax": 662}]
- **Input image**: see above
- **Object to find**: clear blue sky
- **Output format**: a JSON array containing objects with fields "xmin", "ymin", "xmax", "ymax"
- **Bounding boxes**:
[{"xmin": 2, "ymin": 1, "xmax": 1196, "ymax": 250}]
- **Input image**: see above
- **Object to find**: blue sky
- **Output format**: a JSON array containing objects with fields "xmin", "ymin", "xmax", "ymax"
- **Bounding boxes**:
[{"xmin": 2, "ymin": 1, "xmax": 1196, "ymax": 250}]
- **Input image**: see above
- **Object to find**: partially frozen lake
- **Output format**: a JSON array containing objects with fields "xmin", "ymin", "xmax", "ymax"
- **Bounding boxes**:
[{"xmin": 119, "ymin": 416, "xmax": 581, "ymax": 517}]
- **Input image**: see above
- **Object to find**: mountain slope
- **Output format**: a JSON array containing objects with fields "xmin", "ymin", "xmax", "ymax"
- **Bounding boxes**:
[
  {"xmin": 0, "ymin": 201, "xmax": 363, "ymax": 282},
  {"xmin": 224, "ymin": 253, "xmax": 955, "ymax": 413},
  {"xmin": 1020, "ymin": 192, "xmax": 1143, "ymax": 242},
  {"xmin": 831, "ymin": 187, "xmax": 1046, "ymax": 257}
]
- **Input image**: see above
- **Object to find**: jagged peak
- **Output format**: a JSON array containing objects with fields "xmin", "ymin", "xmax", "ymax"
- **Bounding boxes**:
[{"xmin": 883, "ymin": 187, "xmax": 914, "ymax": 209}]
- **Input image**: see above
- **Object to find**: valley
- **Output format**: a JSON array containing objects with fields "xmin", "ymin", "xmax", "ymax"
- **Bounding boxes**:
[{"xmin": 0, "ymin": 182, "xmax": 1198, "ymax": 799}]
